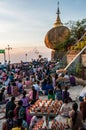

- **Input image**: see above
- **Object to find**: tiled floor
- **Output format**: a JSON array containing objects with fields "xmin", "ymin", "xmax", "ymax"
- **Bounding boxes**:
[{"xmin": 0, "ymin": 85, "xmax": 84, "ymax": 130}]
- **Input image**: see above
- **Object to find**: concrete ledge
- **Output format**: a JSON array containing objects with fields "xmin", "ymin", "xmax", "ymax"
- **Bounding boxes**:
[{"xmin": 75, "ymin": 77, "xmax": 86, "ymax": 86}]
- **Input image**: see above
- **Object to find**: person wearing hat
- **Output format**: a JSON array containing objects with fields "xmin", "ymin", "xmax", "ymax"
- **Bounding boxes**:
[{"xmin": 80, "ymin": 96, "xmax": 86, "ymax": 122}]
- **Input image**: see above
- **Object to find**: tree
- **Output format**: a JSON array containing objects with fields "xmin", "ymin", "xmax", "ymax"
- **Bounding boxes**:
[{"xmin": 64, "ymin": 18, "xmax": 86, "ymax": 50}]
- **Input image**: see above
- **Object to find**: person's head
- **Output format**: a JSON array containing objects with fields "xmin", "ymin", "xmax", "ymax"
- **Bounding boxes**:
[
  {"xmin": 65, "ymin": 72, "xmax": 68, "ymax": 75},
  {"xmin": 65, "ymin": 86, "xmax": 68, "ymax": 91},
  {"xmin": 1, "ymin": 87, "xmax": 5, "ymax": 93},
  {"xmin": 12, "ymin": 82, "xmax": 16, "ymax": 86},
  {"xmin": 32, "ymin": 86, "xmax": 37, "ymax": 102},
  {"xmin": 0, "ymin": 81, "xmax": 2, "ymax": 85},
  {"xmin": 48, "ymin": 89, "xmax": 53, "ymax": 95},
  {"xmin": 23, "ymin": 90, "xmax": 26, "ymax": 96},
  {"xmin": 72, "ymin": 102, "xmax": 78, "ymax": 111},
  {"xmin": 7, "ymin": 110, "xmax": 14, "ymax": 119},
  {"xmin": 32, "ymin": 86, "xmax": 35, "ymax": 90},
  {"xmin": 18, "ymin": 100, "xmax": 23, "ymax": 106},
  {"xmin": 19, "ymin": 79, "xmax": 22, "ymax": 83},
  {"xmin": 61, "ymin": 73, "xmax": 64, "ymax": 77},
  {"xmin": 58, "ymin": 84, "xmax": 61, "ymax": 89},
  {"xmin": 70, "ymin": 73, "xmax": 73, "ymax": 75},
  {"xmin": 26, "ymin": 77, "xmax": 29, "ymax": 81},
  {"xmin": 72, "ymin": 102, "xmax": 78, "ymax": 126},
  {"xmin": 64, "ymin": 99, "xmax": 68, "ymax": 104},
  {"xmin": 11, "ymin": 96, "xmax": 15, "ymax": 102}
]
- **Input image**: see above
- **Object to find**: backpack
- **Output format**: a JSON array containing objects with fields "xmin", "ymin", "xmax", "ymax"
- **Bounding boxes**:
[
  {"xmin": 7, "ymin": 119, "xmax": 17, "ymax": 130},
  {"xmin": 19, "ymin": 107, "xmax": 26, "ymax": 120}
]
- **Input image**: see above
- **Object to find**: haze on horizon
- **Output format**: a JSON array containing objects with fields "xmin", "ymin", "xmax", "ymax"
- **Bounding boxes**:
[{"xmin": 0, "ymin": 0, "xmax": 86, "ymax": 63}]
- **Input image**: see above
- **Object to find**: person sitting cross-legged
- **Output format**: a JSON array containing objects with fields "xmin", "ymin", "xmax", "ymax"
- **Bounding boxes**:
[{"xmin": 60, "ymin": 99, "xmax": 71, "ymax": 117}]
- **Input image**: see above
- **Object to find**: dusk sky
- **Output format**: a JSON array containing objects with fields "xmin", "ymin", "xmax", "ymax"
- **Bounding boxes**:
[{"xmin": 0, "ymin": 0, "xmax": 86, "ymax": 63}]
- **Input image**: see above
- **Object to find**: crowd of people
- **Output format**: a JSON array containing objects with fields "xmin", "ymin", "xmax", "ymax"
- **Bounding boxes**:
[{"xmin": 0, "ymin": 59, "xmax": 86, "ymax": 130}]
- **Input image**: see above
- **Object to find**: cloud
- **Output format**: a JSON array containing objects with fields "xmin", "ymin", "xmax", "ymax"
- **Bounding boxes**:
[{"xmin": 0, "ymin": 0, "xmax": 86, "ymax": 49}]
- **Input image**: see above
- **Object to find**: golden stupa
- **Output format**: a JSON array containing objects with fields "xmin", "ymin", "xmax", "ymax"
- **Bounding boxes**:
[{"xmin": 44, "ymin": 2, "xmax": 70, "ymax": 59}]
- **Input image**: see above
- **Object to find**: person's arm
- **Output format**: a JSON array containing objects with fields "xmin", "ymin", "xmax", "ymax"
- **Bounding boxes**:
[
  {"xmin": 62, "ymin": 91, "xmax": 64, "ymax": 101},
  {"xmin": 28, "ymin": 91, "xmax": 32, "ymax": 100},
  {"xmin": 59, "ymin": 104, "xmax": 64, "ymax": 114},
  {"xmin": 69, "ymin": 110, "xmax": 73, "ymax": 118},
  {"xmin": 2, "ymin": 121, "xmax": 7, "ymax": 130},
  {"xmin": 29, "ymin": 116, "xmax": 37, "ymax": 128}
]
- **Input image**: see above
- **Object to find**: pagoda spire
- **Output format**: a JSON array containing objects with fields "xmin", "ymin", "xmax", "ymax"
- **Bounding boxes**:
[{"xmin": 53, "ymin": 1, "xmax": 63, "ymax": 28}]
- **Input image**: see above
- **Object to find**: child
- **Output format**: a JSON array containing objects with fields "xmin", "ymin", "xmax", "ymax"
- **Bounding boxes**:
[
  {"xmin": 48, "ymin": 89, "xmax": 55, "ymax": 100},
  {"xmin": 60, "ymin": 99, "xmax": 71, "ymax": 117},
  {"xmin": 21, "ymin": 91, "xmax": 29, "ymax": 108}
]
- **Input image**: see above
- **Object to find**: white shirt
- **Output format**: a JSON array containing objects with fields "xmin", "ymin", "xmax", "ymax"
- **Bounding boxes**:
[
  {"xmin": 64, "ymin": 74, "xmax": 69, "ymax": 79},
  {"xmin": 33, "ymin": 83, "xmax": 40, "ymax": 92},
  {"xmin": 60, "ymin": 103, "xmax": 71, "ymax": 117},
  {"xmin": 80, "ymin": 89, "xmax": 86, "ymax": 97}
]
